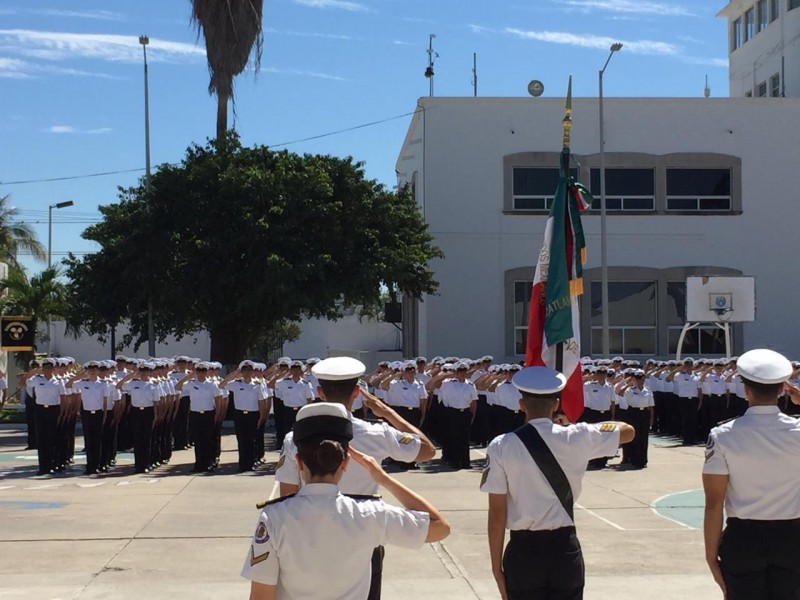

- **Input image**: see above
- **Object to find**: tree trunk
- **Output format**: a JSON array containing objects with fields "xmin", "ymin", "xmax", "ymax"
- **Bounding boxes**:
[
  {"xmin": 209, "ymin": 322, "xmax": 247, "ymax": 369},
  {"xmin": 216, "ymin": 93, "xmax": 229, "ymax": 141}
]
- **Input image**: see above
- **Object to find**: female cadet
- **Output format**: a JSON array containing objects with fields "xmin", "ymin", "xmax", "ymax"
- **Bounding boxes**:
[{"xmin": 241, "ymin": 402, "xmax": 450, "ymax": 600}]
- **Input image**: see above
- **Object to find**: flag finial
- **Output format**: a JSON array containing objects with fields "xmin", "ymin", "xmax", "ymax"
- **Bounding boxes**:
[{"xmin": 562, "ymin": 75, "xmax": 573, "ymax": 150}]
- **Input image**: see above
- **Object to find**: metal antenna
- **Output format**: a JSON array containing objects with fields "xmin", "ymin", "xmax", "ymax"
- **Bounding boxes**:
[
  {"xmin": 425, "ymin": 34, "xmax": 437, "ymax": 97},
  {"xmin": 472, "ymin": 53, "xmax": 477, "ymax": 97}
]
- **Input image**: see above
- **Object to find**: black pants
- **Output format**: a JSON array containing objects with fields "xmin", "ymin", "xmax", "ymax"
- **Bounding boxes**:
[
  {"xmin": 504, "ymin": 528, "xmax": 584, "ymax": 600},
  {"xmin": 34, "ymin": 404, "xmax": 58, "ymax": 473},
  {"xmin": 273, "ymin": 397, "xmax": 285, "ymax": 449},
  {"xmin": 25, "ymin": 392, "xmax": 37, "ymax": 449},
  {"xmin": 678, "ymin": 397, "xmax": 700, "ymax": 444},
  {"xmin": 367, "ymin": 545, "xmax": 384, "ymax": 600},
  {"xmin": 444, "ymin": 407, "xmax": 472, "ymax": 469},
  {"xmin": 491, "ymin": 405, "xmax": 526, "ymax": 441},
  {"xmin": 190, "ymin": 411, "xmax": 215, "ymax": 471},
  {"xmin": 720, "ymin": 518, "xmax": 800, "ymax": 600},
  {"xmin": 234, "ymin": 409, "xmax": 259, "ymax": 471},
  {"xmin": 130, "ymin": 406, "xmax": 154, "ymax": 472},
  {"xmin": 280, "ymin": 405, "xmax": 301, "ymax": 449},
  {"xmin": 80, "ymin": 410, "xmax": 104, "ymax": 474},
  {"xmin": 471, "ymin": 394, "xmax": 491, "ymax": 447},
  {"xmin": 100, "ymin": 414, "xmax": 118, "ymax": 469},
  {"xmin": 626, "ymin": 408, "xmax": 650, "ymax": 468},
  {"xmin": 174, "ymin": 396, "xmax": 191, "ymax": 448}
]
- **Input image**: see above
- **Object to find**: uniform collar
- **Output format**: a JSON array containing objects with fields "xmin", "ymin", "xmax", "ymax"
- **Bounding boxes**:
[
  {"xmin": 744, "ymin": 405, "xmax": 780, "ymax": 415},
  {"xmin": 527, "ymin": 417, "xmax": 553, "ymax": 425},
  {"xmin": 297, "ymin": 483, "xmax": 340, "ymax": 496}
]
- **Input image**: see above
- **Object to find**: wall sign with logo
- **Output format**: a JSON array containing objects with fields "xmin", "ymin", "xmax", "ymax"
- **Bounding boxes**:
[{"xmin": 1, "ymin": 316, "xmax": 35, "ymax": 351}]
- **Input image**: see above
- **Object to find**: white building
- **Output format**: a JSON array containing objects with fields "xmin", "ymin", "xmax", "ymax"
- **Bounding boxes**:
[
  {"xmin": 718, "ymin": 0, "xmax": 800, "ymax": 97},
  {"xmin": 396, "ymin": 96, "xmax": 800, "ymax": 362}
]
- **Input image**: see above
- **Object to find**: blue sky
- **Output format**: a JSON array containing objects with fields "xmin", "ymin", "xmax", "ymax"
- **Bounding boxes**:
[{"xmin": 1, "ymin": 0, "xmax": 728, "ymax": 274}]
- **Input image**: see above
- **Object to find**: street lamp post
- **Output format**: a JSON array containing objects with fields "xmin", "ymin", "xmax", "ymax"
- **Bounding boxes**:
[
  {"xmin": 47, "ymin": 200, "xmax": 74, "ymax": 355},
  {"xmin": 599, "ymin": 42, "xmax": 623, "ymax": 358},
  {"xmin": 140, "ymin": 34, "xmax": 156, "ymax": 357}
]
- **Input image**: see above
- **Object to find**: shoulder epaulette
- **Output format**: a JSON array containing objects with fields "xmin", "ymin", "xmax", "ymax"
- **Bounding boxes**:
[
  {"xmin": 715, "ymin": 416, "xmax": 738, "ymax": 426},
  {"xmin": 256, "ymin": 494, "xmax": 296, "ymax": 509},
  {"xmin": 344, "ymin": 493, "xmax": 382, "ymax": 501}
]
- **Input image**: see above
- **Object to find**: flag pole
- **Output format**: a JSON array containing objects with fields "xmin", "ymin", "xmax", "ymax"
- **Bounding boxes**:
[{"xmin": 555, "ymin": 76, "xmax": 573, "ymax": 376}]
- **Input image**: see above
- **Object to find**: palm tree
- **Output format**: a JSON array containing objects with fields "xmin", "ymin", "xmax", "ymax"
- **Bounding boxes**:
[
  {"xmin": 0, "ymin": 265, "xmax": 69, "ymax": 365},
  {"xmin": 191, "ymin": 0, "xmax": 264, "ymax": 140},
  {"xmin": 0, "ymin": 194, "xmax": 46, "ymax": 264}
]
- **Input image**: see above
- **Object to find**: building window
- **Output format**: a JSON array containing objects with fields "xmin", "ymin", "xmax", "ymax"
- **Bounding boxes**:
[
  {"xmin": 512, "ymin": 167, "xmax": 576, "ymax": 211},
  {"xmin": 790, "ymin": 0, "xmax": 800, "ymax": 11},
  {"xmin": 757, "ymin": 81, "xmax": 768, "ymax": 97},
  {"xmin": 666, "ymin": 169, "xmax": 732, "ymax": 211},
  {"xmin": 745, "ymin": 90, "xmax": 753, "ymax": 97},
  {"xmin": 590, "ymin": 281, "xmax": 657, "ymax": 355},
  {"xmin": 513, "ymin": 280, "xmax": 532, "ymax": 355},
  {"xmin": 771, "ymin": 73, "xmax": 781, "ymax": 97},
  {"xmin": 771, "ymin": 0, "xmax": 780, "ymax": 20},
  {"xmin": 758, "ymin": 0, "xmax": 769, "ymax": 30},
  {"xmin": 668, "ymin": 326, "xmax": 729, "ymax": 355},
  {"xmin": 744, "ymin": 8, "xmax": 755, "ymax": 41},
  {"xmin": 589, "ymin": 168, "xmax": 655, "ymax": 211},
  {"xmin": 732, "ymin": 17, "xmax": 743, "ymax": 50}
]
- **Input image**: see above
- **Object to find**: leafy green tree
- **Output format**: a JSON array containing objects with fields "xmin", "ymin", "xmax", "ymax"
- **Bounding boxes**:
[
  {"xmin": 0, "ymin": 265, "xmax": 69, "ymax": 365},
  {"xmin": 191, "ymin": 0, "xmax": 263, "ymax": 140},
  {"xmin": 65, "ymin": 134, "xmax": 442, "ymax": 365},
  {"xmin": 0, "ymin": 194, "xmax": 46, "ymax": 264}
]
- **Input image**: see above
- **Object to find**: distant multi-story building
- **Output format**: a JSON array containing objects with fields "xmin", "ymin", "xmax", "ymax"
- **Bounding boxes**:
[{"xmin": 717, "ymin": 0, "xmax": 800, "ymax": 97}]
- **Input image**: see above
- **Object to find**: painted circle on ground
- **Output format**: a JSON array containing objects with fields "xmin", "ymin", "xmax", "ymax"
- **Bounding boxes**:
[
  {"xmin": 651, "ymin": 489, "xmax": 705, "ymax": 529},
  {"xmin": 0, "ymin": 500, "xmax": 67, "ymax": 510}
]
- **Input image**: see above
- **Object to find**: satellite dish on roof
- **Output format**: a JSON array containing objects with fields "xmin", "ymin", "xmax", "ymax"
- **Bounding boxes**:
[{"xmin": 527, "ymin": 80, "xmax": 544, "ymax": 97}]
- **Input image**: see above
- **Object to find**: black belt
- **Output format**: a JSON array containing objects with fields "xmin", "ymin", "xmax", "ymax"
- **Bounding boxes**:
[
  {"xmin": 37, "ymin": 404, "xmax": 55, "ymax": 408},
  {"xmin": 237, "ymin": 409, "xmax": 256, "ymax": 414},
  {"xmin": 135, "ymin": 406, "xmax": 153, "ymax": 410},
  {"xmin": 510, "ymin": 527, "xmax": 576, "ymax": 539},
  {"xmin": 82, "ymin": 410, "xmax": 100, "ymax": 414},
  {"xmin": 448, "ymin": 407, "xmax": 469, "ymax": 412},
  {"xmin": 192, "ymin": 410, "xmax": 210, "ymax": 414},
  {"xmin": 632, "ymin": 407, "xmax": 649, "ymax": 411}
]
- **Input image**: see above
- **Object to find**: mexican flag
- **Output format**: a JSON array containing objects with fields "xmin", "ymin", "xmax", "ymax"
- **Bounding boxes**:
[{"xmin": 525, "ymin": 148, "xmax": 591, "ymax": 422}]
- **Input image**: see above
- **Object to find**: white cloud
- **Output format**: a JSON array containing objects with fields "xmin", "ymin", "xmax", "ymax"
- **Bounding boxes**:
[
  {"xmin": 292, "ymin": 0, "xmax": 368, "ymax": 11},
  {"xmin": 561, "ymin": 0, "xmax": 695, "ymax": 17},
  {"xmin": 505, "ymin": 28, "xmax": 680, "ymax": 56},
  {"xmin": 468, "ymin": 24, "xmax": 495, "ymax": 35},
  {"xmin": 0, "ymin": 56, "xmax": 32, "ymax": 78},
  {"xmin": 392, "ymin": 40, "xmax": 414, "ymax": 46},
  {"xmin": 43, "ymin": 125, "xmax": 113, "ymax": 134},
  {"xmin": 264, "ymin": 67, "xmax": 349, "ymax": 81},
  {"xmin": 0, "ymin": 30, "xmax": 205, "ymax": 65}
]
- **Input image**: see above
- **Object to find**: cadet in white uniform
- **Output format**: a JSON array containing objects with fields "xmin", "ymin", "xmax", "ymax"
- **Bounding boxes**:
[
  {"xmin": 273, "ymin": 361, "xmax": 314, "ymax": 449},
  {"xmin": 619, "ymin": 370, "xmax": 654, "ymax": 469},
  {"xmin": 68, "ymin": 362, "xmax": 108, "ymax": 476},
  {"xmin": 432, "ymin": 362, "xmax": 478, "ymax": 470},
  {"xmin": 220, "ymin": 361, "xmax": 268, "ymax": 472},
  {"xmin": 27, "ymin": 358, "xmax": 68, "ymax": 475},
  {"xmin": 117, "ymin": 363, "xmax": 162, "ymax": 473},
  {"xmin": 668, "ymin": 358, "xmax": 702, "ymax": 445},
  {"xmin": 481, "ymin": 366, "xmax": 634, "ymax": 600},
  {"xmin": 175, "ymin": 363, "xmax": 222, "ymax": 473},
  {"xmin": 276, "ymin": 356, "xmax": 436, "ymax": 600},
  {"xmin": 703, "ymin": 348, "xmax": 800, "ymax": 600},
  {"xmin": 243, "ymin": 402, "xmax": 449, "ymax": 600}
]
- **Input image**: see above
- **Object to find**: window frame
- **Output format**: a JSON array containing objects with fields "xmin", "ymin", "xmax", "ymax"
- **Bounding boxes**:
[
  {"xmin": 744, "ymin": 8, "xmax": 755, "ymax": 41},
  {"xmin": 770, "ymin": 0, "xmax": 780, "ymax": 21},
  {"xmin": 589, "ymin": 167, "xmax": 656, "ymax": 212},
  {"xmin": 771, "ymin": 73, "xmax": 781, "ymax": 97},
  {"xmin": 665, "ymin": 168, "xmax": 733, "ymax": 212},
  {"xmin": 757, "ymin": 0, "xmax": 769, "ymax": 31}
]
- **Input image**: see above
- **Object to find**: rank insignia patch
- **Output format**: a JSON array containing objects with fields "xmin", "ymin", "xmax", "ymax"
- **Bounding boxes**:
[
  {"xmin": 255, "ymin": 522, "xmax": 269, "ymax": 544},
  {"xmin": 480, "ymin": 468, "xmax": 490, "ymax": 488},
  {"xmin": 275, "ymin": 455, "xmax": 285, "ymax": 469},
  {"xmin": 399, "ymin": 434, "xmax": 414, "ymax": 445},
  {"xmin": 705, "ymin": 450, "xmax": 714, "ymax": 462},
  {"xmin": 250, "ymin": 547, "xmax": 270, "ymax": 566},
  {"xmin": 599, "ymin": 423, "xmax": 617, "ymax": 432}
]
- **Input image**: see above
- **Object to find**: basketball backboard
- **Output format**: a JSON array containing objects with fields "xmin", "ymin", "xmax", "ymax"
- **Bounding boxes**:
[{"xmin": 686, "ymin": 276, "xmax": 755, "ymax": 323}]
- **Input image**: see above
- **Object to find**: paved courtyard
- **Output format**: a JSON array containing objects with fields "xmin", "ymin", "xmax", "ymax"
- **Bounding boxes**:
[{"xmin": 0, "ymin": 423, "xmax": 722, "ymax": 599}]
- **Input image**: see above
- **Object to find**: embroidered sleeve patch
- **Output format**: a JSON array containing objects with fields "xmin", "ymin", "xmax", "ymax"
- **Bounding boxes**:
[
  {"xmin": 255, "ymin": 522, "xmax": 269, "ymax": 544},
  {"xmin": 275, "ymin": 455, "xmax": 285, "ymax": 469},
  {"xmin": 704, "ymin": 450, "xmax": 715, "ymax": 462},
  {"xmin": 599, "ymin": 423, "xmax": 617, "ymax": 432},
  {"xmin": 480, "ymin": 467, "xmax": 490, "ymax": 488},
  {"xmin": 399, "ymin": 434, "xmax": 414, "ymax": 445},
  {"xmin": 250, "ymin": 547, "xmax": 270, "ymax": 566}
]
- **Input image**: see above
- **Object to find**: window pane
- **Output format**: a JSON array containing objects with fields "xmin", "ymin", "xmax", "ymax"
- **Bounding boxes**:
[
  {"xmin": 624, "ymin": 329, "xmax": 656, "ymax": 355},
  {"xmin": 732, "ymin": 18, "xmax": 742, "ymax": 50},
  {"xmin": 771, "ymin": 0, "xmax": 779, "ymax": 21},
  {"xmin": 590, "ymin": 168, "xmax": 655, "ymax": 196},
  {"xmin": 624, "ymin": 197, "xmax": 655, "ymax": 210},
  {"xmin": 757, "ymin": 82, "xmax": 767, "ymax": 97},
  {"xmin": 667, "ymin": 169, "xmax": 731, "ymax": 196},
  {"xmin": 666, "ymin": 282, "xmax": 687, "ymax": 324},
  {"xmin": 515, "ymin": 328, "xmax": 527, "ymax": 355},
  {"xmin": 591, "ymin": 328, "xmax": 623, "ymax": 355},
  {"xmin": 591, "ymin": 281, "xmax": 656, "ymax": 326},
  {"xmin": 513, "ymin": 168, "xmax": 561, "ymax": 196},
  {"xmin": 745, "ymin": 8, "xmax": 755, "ymax": 41},
  {"xmin": 669, "ymin": 328, "xmax": 699, "ymax": 355},
  {"xmin": 771, "ymin": 74, "xmax": 780, "ymax": 97},
  {"xmin": 790, "ymin": 0, "xmax": 800, "ymax": 11},
  {"xmin": 700, "ymin": 328, "xmax": 727, "ymax": 354},
  {"xmin": 699, "ymin": 197, "xmax": 732, "ymax": 210},
  {"xmin": 514, "ymin": 281, "xmax": 532, "ymax": 327},
  {"xmin": 514, "ymin": 197, "xmax": 548, "ymax": 210},
  {"xmin": 667, "ymin": 198, "xmax": 698, "ymax": 211},
  {"xmin": 758, "ymin": 0, "xmax": 768, "ymax": 30}
]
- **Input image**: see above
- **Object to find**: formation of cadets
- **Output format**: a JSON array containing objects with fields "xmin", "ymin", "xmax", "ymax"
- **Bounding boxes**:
[{"xmin": 21, "ymin": 351, "xmax": 800, "ymax": 478}]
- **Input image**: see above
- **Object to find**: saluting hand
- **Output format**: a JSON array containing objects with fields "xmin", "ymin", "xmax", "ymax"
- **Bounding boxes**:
[
  {"xmin": 360, "ymin": 390, "xmax": 393, "ymax": 419},
  {"xmin": 784, "ymin": 381, "xmax": 800, "ymax": 406},
  {"xmin": 348, "ymin": 447, "xmax": 388, "ymax": 485}
]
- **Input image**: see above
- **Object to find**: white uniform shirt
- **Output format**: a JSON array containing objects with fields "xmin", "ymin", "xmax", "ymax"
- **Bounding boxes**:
[
  {"xmin": 614, "ymin": 389, "xmax": 628, "ymax": 410},
  {"xmin": 623, "ymin": 386, "xmax": 654, "ymax": 409},
  {"xmin": 274, "ymin": 378, "xmax": 314, "ymax": 408},
  {"xmin": 673, "ymin": 372, "xmax": 700, "ymax": 398},
  {"xmin": 224, "ymin": 380, "xmax": 265, "ymax": 411},
  {"xmin": 703, "ymin": 406, "xmax": 800, "ymax": 520},
  {"xmin": 659, "ymin": 372, "xmax": 673, "ymax": 393},
  {"xmin": 494, "ymin": 382, "xmax": 523, "ymax": 411},
  {"xmin": 480, "ymin": 419, "xmax": 621, "ymax": 530},
  {"xmin": 76, "ymin": 380, "xmax": 108, "ymax": 411},
  {"xmin": 702, "ymin": 373, "xmax": 727, "ymax": 396},
  {"xmin": 241, "ymin": 483, "xmax": 429, "ymax": 598},
  {"xmin": 186, "ymin": 380, "xmax": 221, "ymax": 411},
  {"xmin": 122, "ymin": 379, "xmax": 160, "ymax": 408},
  {"xmin": 276, "ymin": 416, "xmax": 421, "ymax": 494},
  {"xmin": 728, "ymin": 373, "xmax": 745, "ymax": 398},
  {"xmin": 583, "ymin": 382, "xmax": 614, "ymax": 411},
  {"xmin": 438, "ymin": 380, "xmax": 478, "ymax": 409},
  {"xmin": 27, "ymin": 375, "xmax": 66, "ymax": 406},
  {"xmin": 106, "ymin": 381, "xmax": 122, "ymax": 404},
  {"xmin": 385, "ymin": 379, "xmax": 427, "ymax": 408},
  {"xmin": 303, "ymin": 373, "xmax": 320, "ymax": 396},
  {"xmin": 416, "ymin": 371, "xmax": 431, "ymax": 385}
]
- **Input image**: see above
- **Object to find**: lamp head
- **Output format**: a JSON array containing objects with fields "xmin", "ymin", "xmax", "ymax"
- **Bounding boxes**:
[
  {"xmin": 55, "ymin": 201, "xmax": 74, "ymax": 209},
  {"xmin": 139, "ymin": 35, "xmax": 149, "ymax": 46},
  {"xmin": 610, "ymin": 43, "xmax": 623, "ymax": 52}
]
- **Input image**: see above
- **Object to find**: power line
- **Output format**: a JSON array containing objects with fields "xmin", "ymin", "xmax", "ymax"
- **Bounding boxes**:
[{"xmin": 1, "ymin": 109, "xmax": 423, "ymax": 186}]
